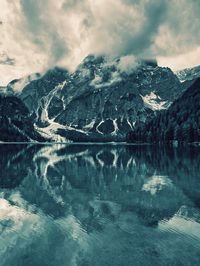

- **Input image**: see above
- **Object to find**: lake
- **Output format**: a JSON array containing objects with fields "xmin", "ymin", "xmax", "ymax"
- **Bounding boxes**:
[{"xmin": 0, "ymin": 144, "xmax": 200, "ymax": 266}]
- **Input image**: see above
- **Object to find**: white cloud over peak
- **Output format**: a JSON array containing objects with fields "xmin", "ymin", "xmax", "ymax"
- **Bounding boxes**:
[{"xmin": 117, "ymin": 55, "xmax": 138, "ymax": 73}]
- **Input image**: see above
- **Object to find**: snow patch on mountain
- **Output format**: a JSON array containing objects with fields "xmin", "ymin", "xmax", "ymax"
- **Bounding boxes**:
[
  {"xmin": 112, "ymin": 119, "xmax": 119, "ymax": 136},
  {"xmin": 34, "ymin": 122, "xmax": 67, "ymax": 142},
  {"xmin": 96, "ymin": 121, "xmax": 104, "ymax": 134},
  {"xmin": 127, "ymin": 120, "xmax": 134, "ymax": 130},
  {"xmin": 141, "ymin": 92, "xmax": 171, "ymax": 111},
  {"xmin": 83, "ymin": 120, "xmax": 96, "ymax": 130}
]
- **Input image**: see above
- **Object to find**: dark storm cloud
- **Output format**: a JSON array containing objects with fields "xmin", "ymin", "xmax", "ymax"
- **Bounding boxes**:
[
  {"xmin": 20, "ymin": 0, "xmax": 68, "ymax": 65},
  {"xmin": 120, "ymin": 0, "xmax": 168, "ymax": 56},
  {"xmin": 16, "ymin": 0, "xmax": 200, "ymax": 62},
  {"xmin": 153, "ymin": 0, "xmax": 200, "ymax": 55}
]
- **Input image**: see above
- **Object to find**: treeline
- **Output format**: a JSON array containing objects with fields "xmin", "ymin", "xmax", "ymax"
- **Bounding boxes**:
[{"xmin": 127, "ymin": 78, "xmax": 200, "ymax": 143}]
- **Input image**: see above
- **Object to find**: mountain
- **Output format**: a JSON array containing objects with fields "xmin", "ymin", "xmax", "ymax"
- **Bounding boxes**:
[
  {"xmin": 0, "ymin": 85, "xmax": 13, "ymax": 95},
  {"xmin": 176, "ymin": 65, "xmax": 200, "ymax": 82},
  {"xmin": 127, "ymin": 78, "xmax": 200, "ymax": 143},
  {"xmin": 0, "ymin": 94, "xmax": 45, "ymax": 142},
  {"xmin": 15, "ymin": 55, "xmax": 183, "ymax": 142},
  {"xmin": 7, "ymin": 73, "xmax": 41, "ymax": 93}
]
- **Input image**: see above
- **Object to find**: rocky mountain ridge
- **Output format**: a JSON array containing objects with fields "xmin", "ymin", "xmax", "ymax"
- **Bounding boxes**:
[
  {"xmin": 176, "ymin": 65, "xmax": 200, "ymax": 82},
  {"xmin": 1, "ymin": 55, "xmax": 199, "ymax": 142},
  {"xmin": 17, "ymin": 55, "xmax": 183, "ymax": 142}
]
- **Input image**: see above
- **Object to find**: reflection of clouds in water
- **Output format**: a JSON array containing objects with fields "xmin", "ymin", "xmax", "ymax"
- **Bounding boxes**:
[
  {"xmin": 0, "ymin": 198, "xmax": 42, "ymax": 263},
  {"xmin": 0, "ymin": 196, "xmax": 89, "ymax": 266},
  {"xmin": 0, "ymin": 144, "xmax": 200, "ymax": 265},
  {"xmin": 159, "ymin": 205, "xmax": 200, "ymax": 245},
  {"xmin": 142, "ymin": 175, "xmax": 173, "ymax": 195}
]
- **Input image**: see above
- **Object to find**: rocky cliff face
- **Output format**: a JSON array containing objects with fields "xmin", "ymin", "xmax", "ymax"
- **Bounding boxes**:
[{"xmin": 17, "ymin": 55, "xmax": 182, "ymax": 142}]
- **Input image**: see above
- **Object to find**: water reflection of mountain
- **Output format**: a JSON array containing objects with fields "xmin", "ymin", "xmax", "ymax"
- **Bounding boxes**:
[
  {"xmin": 1, "ymin": 144, "xmax": 200, "ymax": 266},
  {"xmin": 0, "ymin": 144, "xmax": 199, "ymax": 226},
  {"xmin": 0, "ymin": 144, "xmax": 38, "ymax": 188}
]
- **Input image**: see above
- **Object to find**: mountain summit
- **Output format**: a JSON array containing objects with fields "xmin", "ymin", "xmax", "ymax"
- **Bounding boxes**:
[{"xmin": 12, "ymin": 55, "xmax": 183, "ymax": 142}]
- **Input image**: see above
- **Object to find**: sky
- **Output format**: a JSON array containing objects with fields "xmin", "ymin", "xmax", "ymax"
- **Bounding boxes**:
[{"xmin": 0, "ymin": 0, "xmax": 200, "ymax": 85}]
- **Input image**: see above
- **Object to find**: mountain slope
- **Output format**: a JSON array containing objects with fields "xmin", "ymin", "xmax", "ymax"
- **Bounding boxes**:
[
  {"xmin": 0, "ymin": 95, "xmax": 45, "ymax": 142},
  {"xmin": 7, "ymin": 73, "xmax": 41, "ymax": 93},
  {"xmin": 127, "ymin": 78, "xmax": 200, "ymax": 143},
  {"xmin": 176, "ymin": 65, "xmax": 200, "ymax": 82},
  {"xmin": 17, "ymin": 55, "xmax": 183, "ymax": 142}
]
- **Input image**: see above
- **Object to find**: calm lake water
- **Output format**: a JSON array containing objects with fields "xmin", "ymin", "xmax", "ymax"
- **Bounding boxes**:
[{"xmin": 0, "ymin": 144, "xmax": 200, "ymax": 266}]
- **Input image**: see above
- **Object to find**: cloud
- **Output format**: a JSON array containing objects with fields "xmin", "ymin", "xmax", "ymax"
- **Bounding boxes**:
[
  {"xmin": 0, "ymin": 53, "xmax": 15, "ymax": 65},
  {"xmin": 158, "ymin": 46, "xmax": 200, "ymax": 71},
  {"xmin": 20, "ymin": 0, "xmax": 68, "ymax": 64},
  {"xmin": 0, "ymin": 0, "xmax": 200, "ymax": 83},
  {"xmin": 118, "ymin": 0, "xmax": 168, "ymax": 56},
  {"xmin": 117, "ymin": 55, "xmax": 138, "ymax": 73},
  {"xmin": 154, "ymin": 0, "xmax": 200, "ymax": 56}
]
